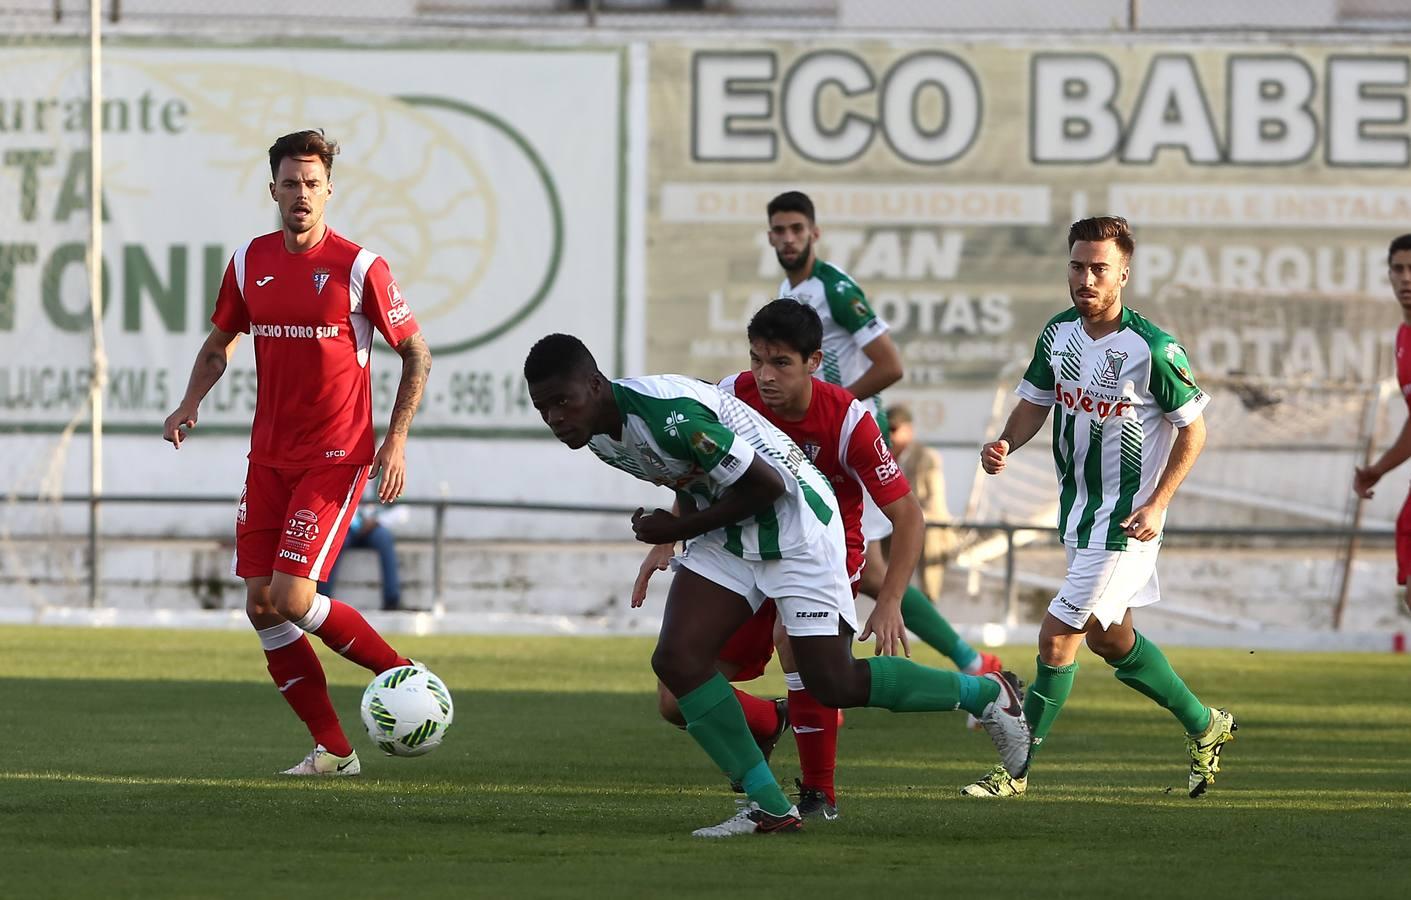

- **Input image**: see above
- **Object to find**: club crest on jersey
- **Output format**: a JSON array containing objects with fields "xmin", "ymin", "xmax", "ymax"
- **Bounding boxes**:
[
  {"xmin": 1165, "ymin": 343, "xmax": 1198, "ymax": 387},
  {"xmin": 800, "ymin": 441, "xmax": 821, "ymax": 462},
  {"xmin": 312, "ymin": 268, "xmax": 331, "ymax": 294},
  {"xmin": 689, "ymin": 430, "xmax": 719, "ymax": 457},
  {"xmin": 1096, "ymin": 349, "xmax": 1128, "ymax": 387}
]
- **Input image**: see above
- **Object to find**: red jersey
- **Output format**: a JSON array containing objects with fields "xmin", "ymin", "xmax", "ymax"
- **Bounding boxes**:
[
  {"xmin": 720, "ymin": 372, "xmax": 911, "ymax": 575},
  {"xmin": 1398, "ymin": 324, "xmax": 1411, "ymax": 411},
  {"xmin": 211, "ymin": 228, "xmax": 420, "ymax": 469}
]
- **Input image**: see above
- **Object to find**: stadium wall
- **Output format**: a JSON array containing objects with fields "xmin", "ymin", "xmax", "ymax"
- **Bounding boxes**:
[{"xmin": 3, "ymin": 29, "xmax": 1411, "ymax": 635}]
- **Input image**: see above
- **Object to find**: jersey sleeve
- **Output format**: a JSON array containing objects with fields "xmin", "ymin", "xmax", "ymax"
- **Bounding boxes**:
[
  {"xmin": 1149, "ymin": 339, "xmax": 1209, "ymax": 426},
  {"xmin": 658, "ymin": 400, "xmax": 756, "ymax": 492},
  {"xmin": 825, "ymin": 278, "xmax": 888, "ymax": 349},
  {"xmin": 1015, "ymin": 324, "xmax": 1057, "ymax": 406},
  {"xmin": 210, "ymin": 257, "xmax": 250, "ymax": 334},
  {"xmin": 361, "ymin": 257, "xmax": 421, "ymax": 347},
  {"xmin": 843, "ymin": 404, "xmax": 912, "ymax": 508}
]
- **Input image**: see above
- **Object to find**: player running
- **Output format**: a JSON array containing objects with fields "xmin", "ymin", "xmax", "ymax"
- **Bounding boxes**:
[
  {"xmin": 644, "ymin": 300, "xmax": 1026, "ymax": 820},
  {"xmin": 1352, "ymin": 233, "xmax": 1411, "ymax": 617},
  {"xmin": 962, "ymin": 216, "xmax": 1235, "ymax": 800},
  {"xmin": 769, "ymin": 191, "xmax": 996, "ymax": 677},
  {"xmin": 526, "ymin": 334, "xmax": 1029, "ymax": 837},
  {"xmin": 163, "ymin": 130, "xmax": 432, "ymax": 776}
]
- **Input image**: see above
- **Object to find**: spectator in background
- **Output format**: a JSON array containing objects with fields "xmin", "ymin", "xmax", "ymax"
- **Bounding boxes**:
[
  {"xmin": 318, "ymin": 500, "xmax": 405, "ymax": 611},
  {"xmin": 886, "ymin": 404, "xmax": 956, "ymax": 599}
]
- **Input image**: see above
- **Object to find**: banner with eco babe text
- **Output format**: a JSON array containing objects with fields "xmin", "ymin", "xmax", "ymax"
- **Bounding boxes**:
[
  {"xmin": 647, "ymin": 40, "xmax": 1408, "ymax": 442},
  {"xmin": 0, "ymin": 43, "xmax": 625, "ymax": 438}
]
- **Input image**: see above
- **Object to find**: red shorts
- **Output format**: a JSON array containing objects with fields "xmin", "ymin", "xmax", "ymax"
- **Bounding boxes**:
[
  {"xmin": 719, "ymin": 599, "xmax": 778, "ymax": 682},
  {"xmin": 1397, "ymin": 486, "xmax": 1411, "ymax": 586},
  {"xmin": 233, "ymin": 462, "xmax": 370, "ymax": 581}
]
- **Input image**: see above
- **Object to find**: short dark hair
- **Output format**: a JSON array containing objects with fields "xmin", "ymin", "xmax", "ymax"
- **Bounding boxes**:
[
  {"xmin": 767, "ymin": 190, "xmax": 815, "ymax": 224},
  {"xmin": 268, "ymin": 129, "xmax": 339, "ymax": 180},
  {"xmin": 1389, "ymin": 234, "xmax": 1411, "ymax": 265},
  {"xmin": 747, "ymin": 299, "xmax": 823, "ymax": 359},
  {"xmin": 885, "ymin": 404, "xmax": 913, "ymax": 427},
  {"xmin": 1068, "ymin": 216, "xmax": 1134, "ymax": 262},
  {"xmin": 524, "ymin": 333, "xmax": 599, "ymax": 383}
]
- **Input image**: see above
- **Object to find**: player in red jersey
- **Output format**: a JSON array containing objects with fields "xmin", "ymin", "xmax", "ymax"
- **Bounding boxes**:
[
  {"xmin": 162, "ymin": 130, "xmax": 433, "ymax": 775},
  {"xmin": 641, "ymin": 300, "xmax": 1026, "ymax": 818},
  {"xmin": 1353, "ymin": 232, "xmax": 1411, "ymax": 616}
]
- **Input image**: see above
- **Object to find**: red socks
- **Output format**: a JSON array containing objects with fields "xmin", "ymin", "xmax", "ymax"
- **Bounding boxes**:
[
  {"xmin": 296, "ymin": 593, "xmax": 409, "ymax": 674},
  {"xmin": 733, "ymin": 687, "xmax": 782, "ymax": 739},
  {"xmin": 263, "ymin": 633, "xmax": 353, "ymax": 757},
  {"xmin": 788, "ymin": 687, "xmax": 839, "ymax": 804}
]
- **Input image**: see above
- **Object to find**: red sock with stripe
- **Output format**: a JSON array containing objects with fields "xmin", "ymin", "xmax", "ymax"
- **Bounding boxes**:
[
  {"xmin": 732, "ymin": 687, "xmax": 781, "ymax": 739},
  {"xmin": 295, "ymin": 593, "xmax": 409, "ymax": 674},
  {"xmin": 258, "ymin": 622, "xmax": 353, "ymax": 757},
  {"xmin": 786, "ymin": 673, "xmax": 838, "ymax": 805}
]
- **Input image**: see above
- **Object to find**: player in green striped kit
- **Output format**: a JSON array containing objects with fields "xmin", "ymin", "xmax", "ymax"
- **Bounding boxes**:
[
  {"xmin": 768, "ymin": 191, "xmax": 999, "ymax": 679},
  {"xmin": 961, "ymin": 217, "xmax": 1236, "ymax": 800},
  {"xmin": 525, "ymin": 334, "xmax": 1030, "ymax": 836}
]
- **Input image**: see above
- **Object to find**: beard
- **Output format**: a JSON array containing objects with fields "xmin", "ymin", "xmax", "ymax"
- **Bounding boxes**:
[
  {"xmin": 1071, "ymin": 286, "xmax": 1118, "ymax": 318},
  {"xmin": 283, "ymin": 206, "xmax": 318, "ymax": 234},
  {"xmin": 775, "ymin": 239, "xmax": 812, "ymax": 274}
]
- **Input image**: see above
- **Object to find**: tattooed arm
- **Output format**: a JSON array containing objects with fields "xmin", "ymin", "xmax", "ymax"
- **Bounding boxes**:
[
  {"xmin": 163, "ymin": 327, "xmax": 241, "ymax": 448},
  {"xmin": 372, "ymin": 331, "xmax": 432, "ymax": 503}
]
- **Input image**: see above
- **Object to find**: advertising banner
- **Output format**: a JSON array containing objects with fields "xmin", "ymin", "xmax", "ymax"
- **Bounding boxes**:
[
  {"xmin": 647, "ymin": 41, "xmax": 1408, "ymax": 442},
  {"xmin": 0, "ymin": 43, "xmax": 625, "ymax": 440}
]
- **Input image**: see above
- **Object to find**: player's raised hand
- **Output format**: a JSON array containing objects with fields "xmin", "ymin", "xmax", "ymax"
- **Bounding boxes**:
[
  {"xmin": 981, "ymin": 438, "xmax": 1010, "ymax": 475},
  {"xmin": 859, "ymin": 599, "xmax": 910, "ymax": 658},
  {"xmin": 631, "ymin": 507, "xmax": 680, "ymax": 545},
  {"xmin": 631, "ymin": 542, "xmax": 675, "ymax": 608},
  {"xmin": 1353, "ymin": 465, "xmax": 1382, "ymax": 499},
  {"xmin": 163, "ymin": 404, "xmax": 199, "ymax": 448},
  {"xmin": 1120, "ymin": 502, "xmax": 1166, "ymax": 542},
  {"xmin": 372, "ymin": 434, "xmax": 407, "ymax": 503}
]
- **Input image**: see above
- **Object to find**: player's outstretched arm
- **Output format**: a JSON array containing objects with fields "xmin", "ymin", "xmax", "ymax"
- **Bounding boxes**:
[
  {"xmin": 860, "ymin": 493, "xmax": 925, "ymax": 657},
  {"xmin": 1121, "ymin": 414, "xmax": 1206, "ymax": 542},
  {"xmin": 847, "ymin": 333, "xmax": 904, "ymax": 401},
  {"xmin": 163, "ymin": 327, "xmax": 240, "ymax": 449},
  {"xmin": 630, "ymin": 498, "xmax": 681, "ymax": 607},
  {"xmin": 372, "ymin": 331, "xmax": 432, "ymax": 503},
  {"xmin": 982, "ymin": 399, "xmax": 1051, "ymax": 474},
  {"xmin": 1355, "ymin": 414, "xmax": 1411, "ymax": 499}
]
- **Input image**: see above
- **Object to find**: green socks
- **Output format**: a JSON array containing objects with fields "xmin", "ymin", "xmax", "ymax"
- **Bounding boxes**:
[
  {"xmin": 1025, "ymin": 657, "xmax": 1078, "ymax": 757},
  {"xmin": 899, "ymin": 585, "xmax": 981, "ymax": 671},
  {"xmin": 676, "ymin": 673, "xmax": 793, "ymax": 815},
  {"xmin": 1108, "ymin": 632, "xmax": 1211, "ymax": 735},
  {"xmin": 866, "ymin": 655, "xmax": 999, "ymax": 717}
]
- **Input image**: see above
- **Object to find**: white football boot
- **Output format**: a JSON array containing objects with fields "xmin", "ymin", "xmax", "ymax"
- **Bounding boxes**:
[
  {"xmin": 975, "ymin": 671, "xmax": 1032, "ymax": 778},
  {"xmin": 280, "ymin": 744, "xmax": 361, "ymax": 776}
]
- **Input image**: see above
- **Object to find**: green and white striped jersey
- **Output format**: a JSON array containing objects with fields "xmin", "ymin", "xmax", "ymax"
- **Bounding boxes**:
[
  {"xmin": 778, "ymin": 259, "xmax": 890, "ymax": 434},
  {"xmin": 1017, "ymin": 306, "xmax": 1209, "ymax": 551},
  {"xmin": 588, "ymin": 375, "xmax": 837, "ymax": 561}
]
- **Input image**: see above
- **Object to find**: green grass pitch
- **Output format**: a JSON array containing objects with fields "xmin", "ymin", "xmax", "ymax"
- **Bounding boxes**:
[{"xmin": 1, "ymin": 626, "xmax": 1408, "ymax": 898}]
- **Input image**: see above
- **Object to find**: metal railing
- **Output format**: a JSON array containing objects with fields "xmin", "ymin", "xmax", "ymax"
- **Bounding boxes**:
[{"xmin": 5, "ymin": 493, "xmax": 1392, "ymax": 629}]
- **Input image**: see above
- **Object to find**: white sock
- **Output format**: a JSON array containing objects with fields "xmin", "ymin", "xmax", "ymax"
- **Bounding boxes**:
[
  {"xmin": 784, "ymin": 672, "xmax": 805, "ymax": 692},
  {"xmin": 962, "ymin": 658, "xmax": 984, "ymax": 675},
  {"xmin": 294, "ymin": 592, "xmax": 332, "ymax": 633},
  {"xmin": 256, "ymin": 620, "xmax": 302, "ymax": 651}
]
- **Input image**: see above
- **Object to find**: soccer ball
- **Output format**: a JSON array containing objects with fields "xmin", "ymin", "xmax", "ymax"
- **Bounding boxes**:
[{"xmin": 360, "ymin": 664, "xmax": 454, "ymax": 757}]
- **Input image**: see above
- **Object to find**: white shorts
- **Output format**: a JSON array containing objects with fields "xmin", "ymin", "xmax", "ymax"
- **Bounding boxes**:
[
  {"xmin": 861, "ymin": 490, "xmax": 894, "ymax": 542},
  {"xmin": 1048, "ymin": 544, "xmax": 1161, "ymax": 630},
  {"xmin": 671, "ymin": 515, "xmax": 859, "ymax": 638}
]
